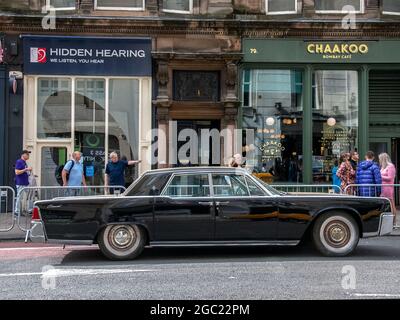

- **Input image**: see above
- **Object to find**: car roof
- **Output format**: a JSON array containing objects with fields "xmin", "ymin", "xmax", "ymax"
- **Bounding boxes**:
[{"xmin": 143, "ymin": 166, "xmax": 249, "ymax": 175}]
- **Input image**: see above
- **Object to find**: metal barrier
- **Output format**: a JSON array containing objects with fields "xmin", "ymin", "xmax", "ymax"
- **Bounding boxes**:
[
  {"xmin": 272, "ymin": 184, "xmax": 341, "ymax": 194},
  {"xmin": 0, "ymin": 187, "xmax": 16, "ymax": 232},
  {"xmin": 16, "ymin": 185, "xmax": 126, "ymax": 232}
]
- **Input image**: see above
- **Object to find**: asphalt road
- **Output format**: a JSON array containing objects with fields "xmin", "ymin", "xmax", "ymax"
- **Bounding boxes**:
[{"xmin": 1, "ymin": 237, "xmax": 400, "ymax": 300}]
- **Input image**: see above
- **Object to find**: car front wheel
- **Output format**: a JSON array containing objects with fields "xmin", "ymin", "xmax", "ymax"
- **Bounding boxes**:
[
  {"xmin": 312, "ymin": 212, "xmax": 359, "ymax": 257},
  {"xmin": 98, "ymin": 224, "xmax": 146, "ymax": 260}
]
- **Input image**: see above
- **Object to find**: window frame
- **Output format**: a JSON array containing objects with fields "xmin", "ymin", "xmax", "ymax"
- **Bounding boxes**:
[
  {"xmin": 265, "ymin": 0, "xmax": 298, "ymax": 15},
  {"xmin": 46, "ymin": 0, "xmax": 76, "ymax": 11},
  {"xmin": 161, "ymin": 173, "xmax": 212, "ymax": 198},
  {"xmin": 94, "ymin": 0, "xmax": 145, "ymax": 11},
  {"xmin": 314, "ymin": 0, "xmax": 364, "ymax": 14},
  {"xmin": 162, "ymin": 0, "xmax": 193, "ymax": 14},
  {"xmin": 382, "ymin": 0, "xmax": 400, "ymax": 16}
]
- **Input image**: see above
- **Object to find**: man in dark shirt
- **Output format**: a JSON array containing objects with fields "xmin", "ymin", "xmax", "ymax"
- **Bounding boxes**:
[
  {"xmin": 14, "ymin": 150, "xmax": 32, "ymax": 214},
  {"xmin": 105, "ymin": 152, "xmax": 141, "ymax": 194},
  {"xmin": 350, "ymin": 150, "xmax": 359, "ymax": 171}
]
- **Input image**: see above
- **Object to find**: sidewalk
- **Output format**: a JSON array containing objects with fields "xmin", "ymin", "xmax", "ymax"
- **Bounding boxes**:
[{"xmin": 0, "ymin": 214, "xmax": 28, "ymax": 240}]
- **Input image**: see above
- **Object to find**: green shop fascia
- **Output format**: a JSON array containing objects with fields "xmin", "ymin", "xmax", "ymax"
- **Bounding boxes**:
[{"xmin": 241, "ymin": 39, "xmax": 400, "ymax": 185}]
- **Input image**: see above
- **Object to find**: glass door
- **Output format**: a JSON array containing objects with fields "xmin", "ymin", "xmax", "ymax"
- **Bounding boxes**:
[{"xmin": 38, "ymin": 144, "xmax": 72, "ymax": 186}]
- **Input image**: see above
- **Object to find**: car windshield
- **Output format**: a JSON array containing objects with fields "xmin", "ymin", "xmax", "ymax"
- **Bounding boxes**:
[{"xmin": 251, "ymin": 175, "xmax": 284, "ymax": 196}]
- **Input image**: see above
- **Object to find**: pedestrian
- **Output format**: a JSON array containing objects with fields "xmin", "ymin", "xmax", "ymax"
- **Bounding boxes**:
[
  {"xmin": 336, "ymin": 153, "xmax": 355, "ymax": 195},
  {"xmin": 331, "ymin": 160, "xmax": 341, "ymax": 194},
  {"xmin": 356, "ymin": 151, "xmax": 382, "ymax": 197},
  {"xmin": 379, "ymin": 153, "xmax": 397, "ymax": 222},
  {"xmin": 62, "ymin": 151, "xmax": 86, "ymax": 196},
  {"xmin": 350, "ymin": 150, "xmax": 359, "ymax": 171},
  {"xmin": 14, "ymin": 150, "xmax": 33, "ymax": 215},
  {"xmin": 229, "ymin": 153, "xmax": 243, "ymax": 168},
  {"xmin": 105, "ymin": 152, "xmax": 141, "ymax": 194}
]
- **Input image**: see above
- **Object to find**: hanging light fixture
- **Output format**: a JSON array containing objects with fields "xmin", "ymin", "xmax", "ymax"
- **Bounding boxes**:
[
  {"xmin": 266, "ymin": 117, "xmax": 275, "ymax": 126},
  {"xmin": 327, "ymin": 117, "xmax": 336, "ymax": 127}
]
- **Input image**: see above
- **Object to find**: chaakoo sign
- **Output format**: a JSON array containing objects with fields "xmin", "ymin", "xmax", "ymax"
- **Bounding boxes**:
[{"xmin": 243, "ymin": 39, "xmax": 400, "ymax": 63}]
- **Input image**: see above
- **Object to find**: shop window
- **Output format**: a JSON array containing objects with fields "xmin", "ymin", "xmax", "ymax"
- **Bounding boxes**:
[
  {"xmin": 37, "ymin": 78, "xmax": 72, "ymax": 139},
  {"xmin": 108, "ymin": 79, "xmax": 140, "ymax": 186},
  {"xmin": 312, "ymin": 70, "xmax": 358, "ymax": 184},
  {"xmin": 95, "ymin": 0, "xmax": 145, "ymax": 10},
  {"xmin": 266, "ymin": 0, "xmax": 297, "ymax": 15},
  {"xmin": 383, "ymin": 0, "xmax": 400, "ymax": 15},
  {"xmin": 46, "ymin": 0, "xmax": 76, "ymax": 10},
  {"xmin": 75, "ymin": 78, "xmax": 106, "ymax": 186},
  {"xmin": 163, "ymin": 0, "xmax": 192, "ymax": 13},
  {"xmin": 173, "ymin": 71, "xmax": 220, "ymax": 102},
  {"xmin": 242, "ymin": 69, "xmax": 304, "ymax": 183},
  {"xmin": 315, "ymin": 0, "xmax": 363, "ymax": 13}
]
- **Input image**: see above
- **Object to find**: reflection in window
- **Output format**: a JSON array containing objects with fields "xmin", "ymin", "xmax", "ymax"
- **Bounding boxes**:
[
  {"xmin": 212, "ymin": 174, "xmax": 249, "ymax": 197},
  {"xmin": 38, "ymin": 78, "xmax": 72, "ymax": 139},
  {"xmin": 242, "ymin": 69, "xmax": 304, "ymax": 183},
  {"xmin": 41, "ymin": 147, "xmax": 67, "ymax": 186},
  {"xmin": 163, "ymin": 0, "xmax": 191, "ymax": 12},
  {"xmin": 95, "ymin": 0, "xmax": 144, "ymax": 10},
  {"xmin": 315, "ymin": 0, "xmax": 362, "ymax": 12},
  {"xmin": 75, "ymin": 79, "xmax": 106, "ymax": 186},
  {"xmin": 266, "ymin": 0, "xmax": 297, "ymax": 14},
  {"xmin": 108, "ymin": 79, "xmax": 140, "ymax": 185},
  {"xmin": 164, "ymin": 174, "xmax": 210, "ymax": 197},
  {"xmin": 47, "ymin": 0, "xmax": 76, "ymax": 9},
  {"xmin": 312, "ymin": 70, "xmax": 358, "ymax": 183},
  {"xmin": 383, "ymin": 0, "xmax": 400, "ymax": 14}
]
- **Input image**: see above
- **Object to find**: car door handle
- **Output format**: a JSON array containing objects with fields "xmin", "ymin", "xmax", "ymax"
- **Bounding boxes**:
[
  {"xmin": 216, "ymin": 201, "xmax": 230, "ymax": 206},
  {"xmin": 198, "ymin": 201, "xmax": 213, "ymax": 206}
]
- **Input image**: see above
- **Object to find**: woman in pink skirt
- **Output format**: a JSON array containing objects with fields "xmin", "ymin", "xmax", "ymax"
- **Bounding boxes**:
[{"xmin": 379, "ymin": 153, "xmax": 397, "ymax": 223}]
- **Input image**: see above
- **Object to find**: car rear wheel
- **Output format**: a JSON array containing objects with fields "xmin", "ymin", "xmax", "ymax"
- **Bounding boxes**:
[
  {"xmin": 312, "ymin": 212, "xmax": 359, "ymax": 257},
  {"xmin": 98, "ymin": 224, "xmax": 145, "ymax": 260}
]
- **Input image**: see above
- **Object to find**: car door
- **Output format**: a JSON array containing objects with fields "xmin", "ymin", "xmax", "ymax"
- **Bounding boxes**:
[
  {"xmin": 153, "ymin": 173, "xmax": 215, "ymax": 241},
  {"xmin": 213, "ymin": 173, "xmax": 278, "ymax": 240}
]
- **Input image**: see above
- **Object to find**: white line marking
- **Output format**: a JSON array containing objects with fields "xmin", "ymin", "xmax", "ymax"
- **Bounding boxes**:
[
  {"xmin": 0, "ymin": 268, "xmax": 156, "ymax": 278},
  {"xmin": 351, "ymin": 293, "xmax": 400, "ymax": 298}
]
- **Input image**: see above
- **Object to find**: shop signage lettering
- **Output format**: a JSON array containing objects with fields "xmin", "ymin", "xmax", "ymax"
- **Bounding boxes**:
[
  {"xmin": 307, "ymin": 43, "xmax": 369, "ymax": 60},
  {"xmin": 23, "ymin": 36, "xmax": 152, "ymax": 76}
]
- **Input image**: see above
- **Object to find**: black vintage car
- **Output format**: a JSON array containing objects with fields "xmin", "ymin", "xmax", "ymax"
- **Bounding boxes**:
[{"xmin": 30, "ymin": 167, "xmax": 394, "ymax": 260}]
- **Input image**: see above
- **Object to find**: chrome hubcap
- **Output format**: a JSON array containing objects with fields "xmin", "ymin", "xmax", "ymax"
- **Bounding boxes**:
[
  {"xmin": 108, "ymin": 226, "xmax": 137, "ymax": 250},
  {"xmin": 324, "ymin": 221, "xmax": 350, "ymax": 248}
]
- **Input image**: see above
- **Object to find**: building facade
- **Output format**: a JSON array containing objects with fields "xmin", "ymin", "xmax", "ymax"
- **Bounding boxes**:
[{"xmin": 0, "ymin": 0, "xmax": 400, "ymax": 187}]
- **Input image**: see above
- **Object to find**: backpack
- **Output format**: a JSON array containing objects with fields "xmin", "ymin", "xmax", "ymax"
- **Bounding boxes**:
[{"xmin": 55, "ymin": 160, "xmax": 75, "ymax": 186}]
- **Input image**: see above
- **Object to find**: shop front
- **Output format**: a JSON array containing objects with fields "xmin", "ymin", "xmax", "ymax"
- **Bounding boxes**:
[
  {"xmin": 22, "ymin": 36, "xmax": 152, "ymax": 186},
  {"xmin": 242, "ymin": 39, "xmax": 400, "ymax": 185}
]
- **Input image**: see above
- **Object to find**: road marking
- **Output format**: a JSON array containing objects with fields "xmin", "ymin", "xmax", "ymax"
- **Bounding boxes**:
[
  {"xmin": 351, "ymin": 293, "xmax": 400, "ymax": 298},
  {"xmin": 0, "ymin": 268, "xmax": 156, "ymax": 278}
]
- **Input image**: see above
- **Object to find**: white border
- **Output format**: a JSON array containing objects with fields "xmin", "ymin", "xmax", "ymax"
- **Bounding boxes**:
[
  {"xmin": 46, "ymin": 0, "xmax": 76, "ymax": 11},
  {"xmin": 265, "ymin": 0, "xmax": 298, "ymax": 15},
  {"xmin": 162, "ymin": 0, "xmax": 193, "ymax": 14},
  {"xmin": 315, "ymin": 0, "xmax": 364, "ymax": 14},
  {"xmin": 94, "ymin": 0, "xmax": 145, "ymax": 11}
]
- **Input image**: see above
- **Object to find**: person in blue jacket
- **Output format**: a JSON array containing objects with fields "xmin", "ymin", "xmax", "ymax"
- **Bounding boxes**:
[
  {"xmin": 331, "ymin": 160, "xmax": 341, "ymax": 193},
  {"xmin": 356, "ymin": 151, "xmax": 382, "ymax": 197}
]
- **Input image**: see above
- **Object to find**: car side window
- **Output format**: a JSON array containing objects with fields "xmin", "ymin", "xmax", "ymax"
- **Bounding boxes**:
[
  {"xmin": 246, "ymin": 177, "xmax": 266, "ymax": 196},
  {"xmin": 126, "ymin": 173, "xmax": 171, "ymax": 196},
  {"xmin": 212, "ymin": 174, "xmax": 249, "ymax": 197},
  {"xmin": 163, "ymin": 174, "xmax": 210, "ymax": 197}
]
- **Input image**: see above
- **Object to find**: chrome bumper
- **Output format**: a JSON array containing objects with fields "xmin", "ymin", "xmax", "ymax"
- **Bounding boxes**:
[
  {"xmin": 28, "ymin": 221, "xmax": 46, "ymax": 243},
  {"xmin": 379, "ymin": 212, "xmax": 394, "ymax": 236},
  {"xmin": 363, "ymin": 212, "xmax": 394, "ymax": 237}
]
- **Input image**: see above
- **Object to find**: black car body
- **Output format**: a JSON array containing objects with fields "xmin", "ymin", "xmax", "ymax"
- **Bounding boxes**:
[{"xmin": 30, "ymin": 167, "xmax": 394, "ymax": 260}]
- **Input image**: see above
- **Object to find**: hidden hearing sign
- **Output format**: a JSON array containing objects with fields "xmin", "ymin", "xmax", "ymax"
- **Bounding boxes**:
[{"xmin": 22, "ymin": 36, "xmax": 151, "ymax": 76}]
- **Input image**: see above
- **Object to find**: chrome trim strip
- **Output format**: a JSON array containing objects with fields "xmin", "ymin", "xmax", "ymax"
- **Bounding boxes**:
[
  {"xmin": 149, "ymin": 240, "xmax": 299, "ymax": 247},
  {"xmin": 47, "ymin": 239, "xmax": 94, "ymax": 245}
]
